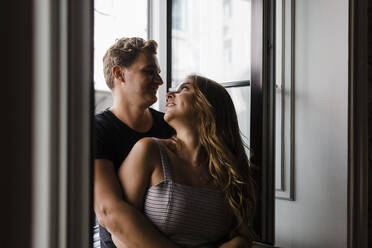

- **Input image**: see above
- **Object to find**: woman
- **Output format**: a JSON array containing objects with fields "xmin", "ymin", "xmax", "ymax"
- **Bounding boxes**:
[{"xmin": 116, "ymin": 75, "xmax": 256, "ymax": 247}]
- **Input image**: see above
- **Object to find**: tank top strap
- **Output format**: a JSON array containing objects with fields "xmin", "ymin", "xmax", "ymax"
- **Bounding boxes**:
[{"xmin": 153, "ymin": 138, "xmax": 173, "ymax": 181}]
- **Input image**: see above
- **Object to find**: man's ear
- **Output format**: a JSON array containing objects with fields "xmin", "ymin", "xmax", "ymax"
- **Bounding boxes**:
[{"xmin": 112, "ymin": 65, "xmax": 124, "ymax": 82}]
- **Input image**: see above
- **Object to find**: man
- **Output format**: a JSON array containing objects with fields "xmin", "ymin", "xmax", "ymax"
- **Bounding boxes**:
[{"xmin": 94, "ymin": 37, "xmax": 176, "ymax": 248}]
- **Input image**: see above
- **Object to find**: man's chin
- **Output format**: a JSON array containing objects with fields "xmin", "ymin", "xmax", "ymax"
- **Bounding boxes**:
[
  {"xmin": 146, "ymin": 95, "xmax": 157, "ymax": 107},
  {"xmin": 151, "ymin": 95, "xmax": 158, "ymax": 104}
]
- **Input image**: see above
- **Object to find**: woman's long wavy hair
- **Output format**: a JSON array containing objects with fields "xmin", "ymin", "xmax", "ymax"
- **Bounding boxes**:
[{"xmin": 185, "ymin": 74, "xmax": 256, "ymax": 242}]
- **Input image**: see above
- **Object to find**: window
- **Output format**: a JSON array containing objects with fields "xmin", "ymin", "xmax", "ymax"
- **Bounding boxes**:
[
  {"xmin": 170, "ymin": 0, "xmax": 252, "ymax": 159},
  {"xmin": 223, "ymin": 0, "xmax": 232, "ymax": 17},
  {"xmin": 170, "ymin": 0, "xmax": 251, "ymax": 88},
  {"xmin": 170, "ymin": 0, "xmax": 252, "ymax": 189},
  {"xmin": 172, "ymin": 0, "xmax": 187, "ymax": 31},
  {"xmin": 94, "ymin": 0, "xmax": 148, "ymax": 91},
  {"xmin": 224, "ymin": 39, "xmax": 232, "ymax": 63}
]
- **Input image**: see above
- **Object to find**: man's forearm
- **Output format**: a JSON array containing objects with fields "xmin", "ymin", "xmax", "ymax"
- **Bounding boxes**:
[{"xmin": 98, "ymin": 201, "xmax": 178, "ymax": 248}]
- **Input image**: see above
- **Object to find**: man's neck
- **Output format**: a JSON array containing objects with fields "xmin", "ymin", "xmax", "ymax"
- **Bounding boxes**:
[{"xmin": 110, "ymin": 100, "xmax": 153, "ymax": 133}]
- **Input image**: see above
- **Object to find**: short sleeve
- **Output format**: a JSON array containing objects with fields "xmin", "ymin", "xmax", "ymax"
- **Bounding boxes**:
[{"xmin": 94, "ymin": 118, "xmax": 115, "ymax": 162}]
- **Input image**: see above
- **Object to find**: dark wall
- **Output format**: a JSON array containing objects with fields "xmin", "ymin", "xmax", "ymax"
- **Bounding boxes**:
[{"xmin": 1, "ymin": 1, "xmax": 32, "ymax": 247}]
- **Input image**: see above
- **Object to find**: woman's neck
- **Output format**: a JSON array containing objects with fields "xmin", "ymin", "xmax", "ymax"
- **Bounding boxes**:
[{"xmin": 174, "ymin": 128, "xmax": 201, "ymax": 166}]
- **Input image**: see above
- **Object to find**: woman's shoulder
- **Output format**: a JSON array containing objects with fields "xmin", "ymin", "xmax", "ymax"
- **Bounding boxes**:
[
  {"xmin": 137, "ymin": 137, "xmax": 174, "ymax": 147},
  {"xmin": 123, "ymin": 138, "xmax": 164, "ymax": 172},
  {"xmin": 133, "ymin": 137, "xmax": 175, "ymax": 155},
  {"xmin": 133, "ymin": 137, "xmax": 158, "ymax": 153}
]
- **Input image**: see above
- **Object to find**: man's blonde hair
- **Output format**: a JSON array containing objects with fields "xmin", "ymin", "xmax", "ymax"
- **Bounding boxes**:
[{"xmin": 103, "ymin": 37, "xmax": 158, "ymax": 89}]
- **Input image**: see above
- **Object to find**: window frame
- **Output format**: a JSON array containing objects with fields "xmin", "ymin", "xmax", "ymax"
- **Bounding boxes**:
[{"xmin": 348, "ymin": 0, "xmax": 369, "ymax": 247}]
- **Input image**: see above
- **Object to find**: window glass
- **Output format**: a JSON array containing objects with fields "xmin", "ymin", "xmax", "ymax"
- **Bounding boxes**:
[
  {"xmin": 94, "ymin": 0, "xmax": 148, "ymax": 91},
  {"xmin": 172, "ymin": 0, "xmax": 251, "ymax": 87}
]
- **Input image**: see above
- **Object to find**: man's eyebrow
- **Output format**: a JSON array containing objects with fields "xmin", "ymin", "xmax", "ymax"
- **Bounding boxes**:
[
  {"xmin": 143, "ymin": 65, "xmax": 161, "ymax": 73},
  {"xmin": 143, "ymin": 65, "xmax": 156, "ymax": 69}
]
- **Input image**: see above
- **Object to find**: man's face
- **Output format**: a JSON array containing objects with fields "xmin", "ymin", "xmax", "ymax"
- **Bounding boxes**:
[{"xmin": 122, "ymin": 51, "xmax": 163, "ymax": 107}]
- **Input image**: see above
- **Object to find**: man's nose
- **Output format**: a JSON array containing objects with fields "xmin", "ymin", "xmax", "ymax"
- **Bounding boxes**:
[{"xmin": 154, "ymin": 73, "xmax": 163, "ymax": 85}]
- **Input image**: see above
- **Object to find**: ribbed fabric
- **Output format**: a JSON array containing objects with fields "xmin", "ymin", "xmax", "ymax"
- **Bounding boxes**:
[{"xmin": 143, "ymin": 138, "xmax": 232, "ymax": 248}]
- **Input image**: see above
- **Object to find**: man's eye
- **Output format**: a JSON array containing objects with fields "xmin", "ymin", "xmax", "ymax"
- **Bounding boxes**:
[{"xmin": 144, "ymin": 69, "xmax": 156, "ymax": 75}]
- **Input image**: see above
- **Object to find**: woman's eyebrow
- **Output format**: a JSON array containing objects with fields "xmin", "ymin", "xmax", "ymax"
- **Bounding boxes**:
[{"xmin": 177, "ymin": 82, "xmax": 192, "ymax": 89}]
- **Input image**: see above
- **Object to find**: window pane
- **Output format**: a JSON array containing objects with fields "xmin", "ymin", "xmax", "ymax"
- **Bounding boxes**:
[
  {"xmin": 172, "ymin": 0, "xmax": 251, "ymax": 88},
  {"xmin": 226, "ymin": 86, "xmax": 251, "ymax": 155},
  {"xmin": 94, "ymin": 0, "xmax": 148, "ymax": 91}
]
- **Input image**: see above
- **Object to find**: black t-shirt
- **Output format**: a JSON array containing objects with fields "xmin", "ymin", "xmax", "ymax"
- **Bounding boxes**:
[{"xmin": 94, "ymin": 108, "xmax": 174, "ymax": 248}]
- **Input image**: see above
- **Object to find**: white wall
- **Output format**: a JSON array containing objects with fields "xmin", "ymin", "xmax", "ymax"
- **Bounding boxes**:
[{"xmin": 275, "ymin": 0, "xmax": 349, "ymax": 247}]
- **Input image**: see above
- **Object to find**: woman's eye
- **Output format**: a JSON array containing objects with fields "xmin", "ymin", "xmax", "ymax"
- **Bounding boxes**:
[{"xmin": 180, "ymin": 86, "xmax": 189, "ymax": 91}]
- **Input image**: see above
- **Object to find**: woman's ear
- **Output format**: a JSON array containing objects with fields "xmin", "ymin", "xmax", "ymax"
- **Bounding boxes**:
[{"xmin": 112, "ymin": 65, "xmax": 124, "ymax": 82}]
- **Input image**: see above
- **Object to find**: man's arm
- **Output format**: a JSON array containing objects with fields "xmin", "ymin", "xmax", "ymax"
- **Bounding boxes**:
[{"xmin": 94, "ymin": 159, "xmax": 178, "ymax": 248}]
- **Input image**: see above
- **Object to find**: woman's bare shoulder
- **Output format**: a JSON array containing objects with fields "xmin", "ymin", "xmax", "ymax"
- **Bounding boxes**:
[
  {"xmin": 159, "ymin": 138, "xmax": 178, "ymax": 154},
  {"xmin": 130, "ymin": 137, "xmax": 176, "ymax": 160},
  {"xmin": 133, "ymin": 137, "xmax": 158, "ymax": 151},
  {"xmin": 121, "ymin": 138, "xmax": 162, "ymax": 174}
]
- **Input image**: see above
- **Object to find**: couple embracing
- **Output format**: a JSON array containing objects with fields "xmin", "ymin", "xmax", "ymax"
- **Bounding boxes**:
[{"xmin": 94, "ymin": 37, "xmax": 256, "ymax": 248}]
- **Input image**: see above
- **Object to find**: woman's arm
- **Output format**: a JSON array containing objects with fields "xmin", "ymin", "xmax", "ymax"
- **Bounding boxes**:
[
  {"xmin": 94, "ymin": 138, "xmax": 178, "ymax": 248},
  {"xmin": 118, "ymin": 137, "xmax": 161, "ymax": 209}
]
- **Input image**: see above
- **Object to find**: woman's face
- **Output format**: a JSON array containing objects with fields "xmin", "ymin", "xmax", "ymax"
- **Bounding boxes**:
[{"xmin": 164, "ymin": 79, "xmax": 197, "ymax": 124}]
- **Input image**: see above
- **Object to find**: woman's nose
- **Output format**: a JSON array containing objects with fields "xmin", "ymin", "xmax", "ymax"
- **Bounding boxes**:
[{"xmin": 166, "ymin": 92, "xmax": 175, "ymax": 101}]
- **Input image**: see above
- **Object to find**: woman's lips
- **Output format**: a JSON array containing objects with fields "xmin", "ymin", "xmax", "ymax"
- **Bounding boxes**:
[{"xmin": 166, "ymin": 102, "xmax": 175, "ymax": 108}]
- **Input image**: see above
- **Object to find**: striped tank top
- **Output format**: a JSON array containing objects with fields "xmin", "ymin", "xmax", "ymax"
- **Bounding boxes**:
[{"xmin": 143, "ymin": 138, "xmax": 232, "ymax": 247}]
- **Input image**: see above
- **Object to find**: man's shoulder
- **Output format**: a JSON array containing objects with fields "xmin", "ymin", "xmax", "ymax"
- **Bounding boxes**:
[
  {"xmin": 95, "ymin": 109, "xmax": 111, "ymax": 122},
  {"xmin": 95, "ymin": 109, "xmax": 119, "ymax": 139},
  {"xmin": 149, "ymin": 108, "xmax": 175, "ymax": 137},
  {"xmin": 149, "ymin": 108, "xmax": 168, "ymax": 127},
  {"xmin": 95, "ymin": 109, "xmax": 118, "ymax": 129}
]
